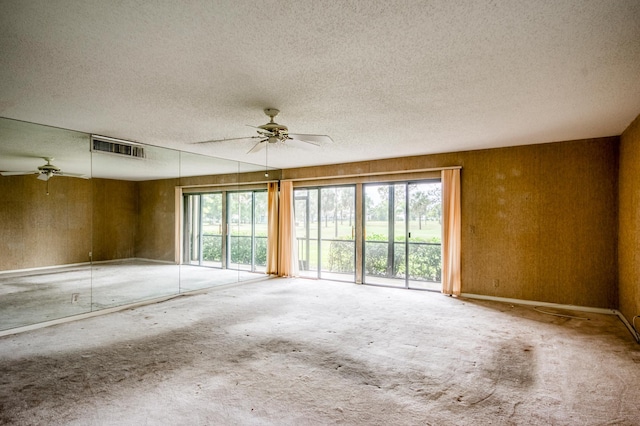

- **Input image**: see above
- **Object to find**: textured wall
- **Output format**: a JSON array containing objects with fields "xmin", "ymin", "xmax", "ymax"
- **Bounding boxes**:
[
  {"xmin": 0, "ymin": 175, "xmax": 92, "ymax": 271},
  {"xmin": 0, "ymin": 175, "xmax": 172, "ymax": 270},
  {"xmin": 284, "ymin": 136, "xmax": 619, "ymax": 308},
  {"xmin": 92, "ymin": 179, "xmax": 138, "ymax": 261},
  {"xmin": 619, "ymin": 113, "xmax": 640, "ymax": 321},
  {"xmin": 1, "ymin": 136, "xmax": 621, "ymax": 309},
  {"xmin": 461, "ymin": 138, "xmax": 618, "ymax": 308},
  {"xmin": 136, "ymin": 178, "xmax": 179, "ymax": 262}
]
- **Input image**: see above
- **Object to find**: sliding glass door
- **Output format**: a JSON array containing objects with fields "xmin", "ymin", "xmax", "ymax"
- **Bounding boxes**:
[
  {"xmin": 294, "ymin": 185, "xmax": 356, "ymax": 281},
  {"xmin": 227, "ymin": 190, "xmax": 268, "ymax": 273},
  {"xmin": 295, "ymin": 188, "xmax": 319, "ymax": 276},
  {"xmin": 363, "ymin": 180, "xmax": 442, "ymax": 290},
  {"xmin": 184, "ymin": 181, "xmax": 437, "ymax": 287}
]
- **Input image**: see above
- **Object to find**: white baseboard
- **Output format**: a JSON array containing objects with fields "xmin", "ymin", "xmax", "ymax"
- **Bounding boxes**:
[
  {"xmin": 91, "ymin": 257, "xmax": 175, "ymax": 265},
  {"xmin": 460, "ymin": 293, "xmax": 617, "ymax": 314},
  {"xmin": 0, "ymin": 262, "xmax": 91, "ymax": 276},
  {"xmin": 1, "ymin": 258, "xmax": 176, "ymax": 275},
  {"xmin": 461, "ymin": 293, "xmax": 640, "ymax": 343},
  {"xmin": 614, "ymin": 311, "xmax": 640, "ymax": 343}
]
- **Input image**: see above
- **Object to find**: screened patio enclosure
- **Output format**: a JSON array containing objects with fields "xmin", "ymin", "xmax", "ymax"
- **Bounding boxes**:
[{"xmin": 292, "ymin": 180, "xmax": 442, "ymax": 289}]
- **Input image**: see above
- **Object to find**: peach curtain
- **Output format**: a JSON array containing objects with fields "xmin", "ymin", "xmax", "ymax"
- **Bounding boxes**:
[
  {"xmin": 277, "ymin": 180, "xmax": 299, "ymax": 277},
  {"xmin": 266, "ymin": 182, "xmax": 279, "ymax": 275},
  {"xmin": 442, "ymin": 169, "xmax": 461, "ymax": 296}
]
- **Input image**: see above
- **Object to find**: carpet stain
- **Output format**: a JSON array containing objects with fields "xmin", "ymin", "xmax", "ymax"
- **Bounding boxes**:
[{"xmin": 0, "ymin": 322, "xmax": 213, "ymax": 424}]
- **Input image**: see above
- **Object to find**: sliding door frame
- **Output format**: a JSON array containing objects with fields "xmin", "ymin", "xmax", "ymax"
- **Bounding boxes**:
[
  {"xmin": 362, "ymin": 178, "xmax": 442, "ymax": 291},
  {"xmin": 294, "ymin": 184, "xmax": 356, "ymax": 282}
]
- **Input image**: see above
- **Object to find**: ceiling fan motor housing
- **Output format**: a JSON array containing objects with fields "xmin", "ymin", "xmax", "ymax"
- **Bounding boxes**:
[
  {"xmin": 38, "ymin": 164, "xmax": 60, "ymax": 173},
  {"xmin": 259, "ymin": 122, "xmax": 288, "ymax": 135},
  {"xmin": 259, "ymin": 108, "xmax": 289, "ymax": 140}
]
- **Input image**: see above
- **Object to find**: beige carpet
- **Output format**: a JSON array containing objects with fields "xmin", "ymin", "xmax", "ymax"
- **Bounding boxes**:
[{"xmin": 1, "ymin": 278, "xmax": 639, "ymax": 425}]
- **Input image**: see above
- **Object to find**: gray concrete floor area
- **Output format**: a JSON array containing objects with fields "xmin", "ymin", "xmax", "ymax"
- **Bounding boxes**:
[{"xmin": 1, "ymin": 278, "xmax": 639, "ymax": 425}]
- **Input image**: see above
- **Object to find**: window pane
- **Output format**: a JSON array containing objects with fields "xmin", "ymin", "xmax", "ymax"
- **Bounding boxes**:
[{"xmin": 254, "ymin": 191, "xmax": 268, "ymax": 270}]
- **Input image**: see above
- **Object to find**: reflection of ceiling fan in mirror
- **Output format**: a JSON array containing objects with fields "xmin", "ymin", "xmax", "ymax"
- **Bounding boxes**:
[
  {"xmin": 0, "ymin": 157, "xmax": 89, "ymax": 181},
  {"xmin": 193, "ymin": 108, "xmax": 333, "ymax": 153}
]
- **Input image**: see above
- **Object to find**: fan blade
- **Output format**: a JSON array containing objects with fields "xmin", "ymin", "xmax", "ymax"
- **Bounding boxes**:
[
  {"xmin": 0, "ymin": 170, "xmax": 38, "ymax": 176},
  {"xmin": 246, "ymin": 125, "xmax": 275, "ymax": 136},
  {"xmin": 57, "ymin": 172, "xmax": 90, "ymax": 179},
  {"xmin": 247, "ymin": 140, "xmax": 267, "ymax": 154},
  {"xmin": 191, "ymin": 135, "xmax": 263, "ymax": 144},
  {"xmin": 287, "ymin": 133, "xmax": 333, "ymax": 144},
  {"xmin": 287, "ymin": 137, "xmax": 320, "ymax": 147}
]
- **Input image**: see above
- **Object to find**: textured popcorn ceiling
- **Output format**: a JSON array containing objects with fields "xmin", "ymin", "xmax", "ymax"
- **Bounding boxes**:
[{"xmin": 1, "ymin": 1, "xmax": 639, "ymax": 172}]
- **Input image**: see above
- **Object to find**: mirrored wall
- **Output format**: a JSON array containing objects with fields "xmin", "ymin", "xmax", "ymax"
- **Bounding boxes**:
[{"xmin": 0, "ymin": 117, "xmax": 278, "ymax": 332}]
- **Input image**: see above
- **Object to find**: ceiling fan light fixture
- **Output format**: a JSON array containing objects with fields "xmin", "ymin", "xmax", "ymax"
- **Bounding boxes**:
[{"xmin": 37, "ymin": 171, "xmax": 53, "ymax": 181}]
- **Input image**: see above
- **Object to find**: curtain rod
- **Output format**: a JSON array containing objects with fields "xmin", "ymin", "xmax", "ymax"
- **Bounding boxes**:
[
  {"xmin": 179, "ymin": 179, "xmax": 279, "ymax": 189},
  {"xmin": 178, "ymin": 166, "xmax": 462, "ymax": 188},
  {"xmin": 283, "ymin": 165, "xmax": 462, "ymax": 182}
]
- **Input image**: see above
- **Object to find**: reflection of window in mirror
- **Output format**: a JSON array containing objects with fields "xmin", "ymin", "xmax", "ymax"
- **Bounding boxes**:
[{"xmin": 0, "ymin": 117, "xmax": 279, "ymax": 333}]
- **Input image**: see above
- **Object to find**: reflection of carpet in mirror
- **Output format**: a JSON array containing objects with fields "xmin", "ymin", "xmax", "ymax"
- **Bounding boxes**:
[{"xmin": 0, "ymin": 259, "xmax": 264, "ymax": 331}]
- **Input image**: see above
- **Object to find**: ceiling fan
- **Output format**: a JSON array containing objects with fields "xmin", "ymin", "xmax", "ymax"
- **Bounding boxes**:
[
  {"xmin": 0, "ymin": 157, "xmax": 89, "ymax": 181},
  {"xmin": 193, "ymin": 108, "xmax": 333, "ymax": 153}
]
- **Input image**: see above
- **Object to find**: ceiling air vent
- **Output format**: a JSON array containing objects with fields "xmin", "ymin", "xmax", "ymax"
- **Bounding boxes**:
[{"xmin": 91, "ymin": 135, "xmax": 145, "ymax": 158}]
